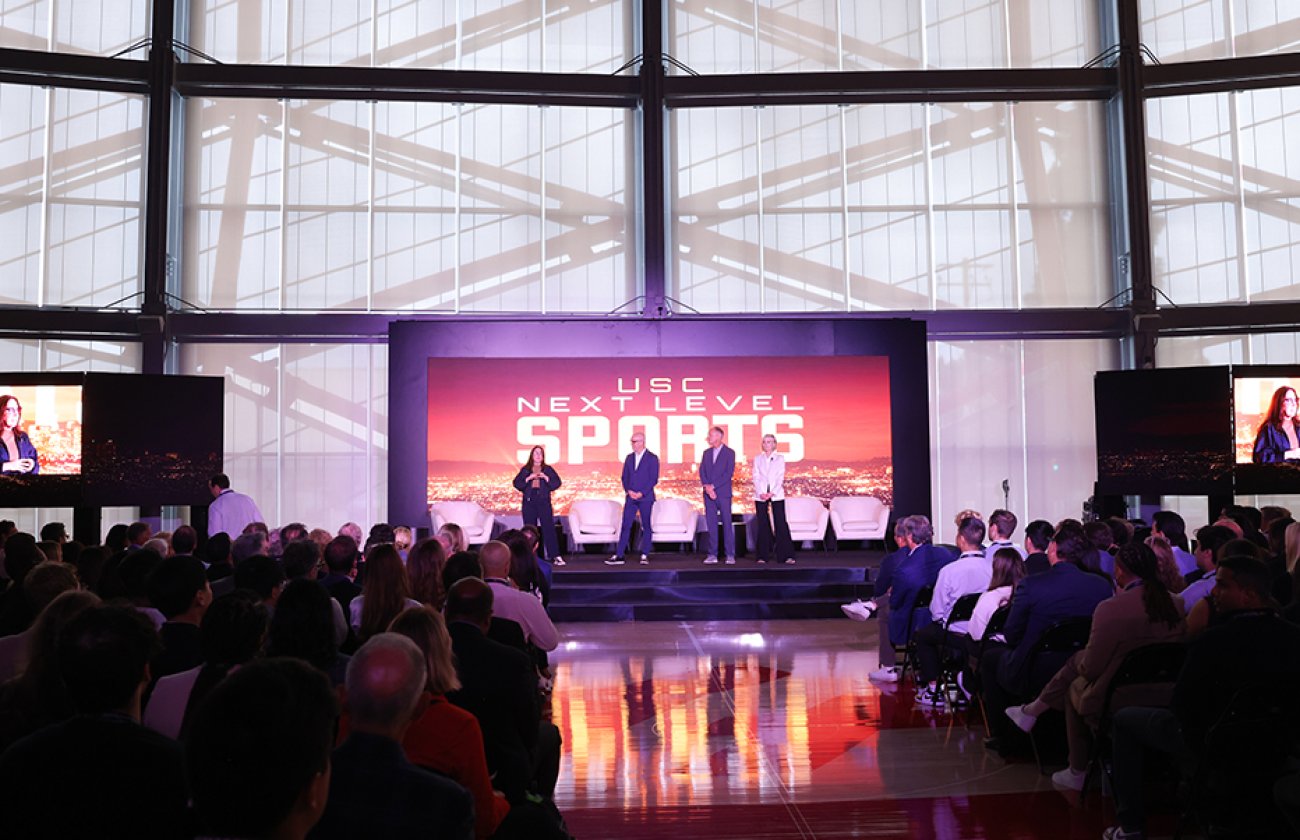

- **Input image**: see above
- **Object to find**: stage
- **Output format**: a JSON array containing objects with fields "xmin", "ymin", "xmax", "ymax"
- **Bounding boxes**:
[{"xmin": 548, "ymin": 548, "xmax": 884, "ymax": 622}]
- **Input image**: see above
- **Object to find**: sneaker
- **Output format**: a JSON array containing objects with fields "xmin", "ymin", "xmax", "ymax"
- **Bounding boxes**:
[
  {"xmin": 784, "ymin": 558, "xmax": 796, "ymax": 564},
  {"xmin": 1005, "ymin": 705, "xmax": 1038, "ymax": 733},
  {"xmin": 955, "ymin": 671, "xmax": 973, "ymax": 702},
  {"xmin": 703, "ymin": 556, "xmax": 719, "ymax": 565},
  {"xmin": 1050, "ymin": 767, "xmax": 1087, "ymax": 792},
  {"xmin": 916, "ymin": 685, "xmax": 946, "ymax": 709},
  {"xmin": 724, "ymin": 557, "xmax": 736, "ymax": 565},
  {"xmin": 840, "ymin": 600, "xmax": 877, "ymax": 621},
  {"xmin": 639, "ymin": 554, "xmax": 649, "ymax": 565},
  {"xmin": 1100, "ymin": 827, "xmax": 1143, "ymax": 840},
  {"xmin": 605, "ymin": 556, "xmax": 625, "ymax": 566},
  {"xmin": 868, "ymin": 665, "xmax": 901, "ymax": 683},
  {"xmin": 553, "ymin": 556, "xmax": 566, "ymax": 567},
  {"xmin": 756, "ymin": 558, "xmax": 767, "ymax": 564}
]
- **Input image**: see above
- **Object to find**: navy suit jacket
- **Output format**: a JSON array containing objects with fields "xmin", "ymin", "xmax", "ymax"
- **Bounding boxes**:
[
  {"xmin": 1001, "ymin": 560, "xmax": 1113, "ymax": 683},
  {"xmin": 699, "ymin": 445, "xmax": 736, "ymax": 499},
  {"xmin": 1253, "ymin": 422, "xmax": 1294, "ymax": 464},
  {"xmin": 622, "ymin": 450, "xmax": 660, "ymax": 500},
  {"xmin": 886, "ymin": 543, "xmax": 956, "ymax": 645}
]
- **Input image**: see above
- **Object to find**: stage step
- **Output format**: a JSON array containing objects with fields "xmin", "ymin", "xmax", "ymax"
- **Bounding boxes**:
[{"xmin": 549, "ymin": 560, "xmax": 873, "ymax": 622}]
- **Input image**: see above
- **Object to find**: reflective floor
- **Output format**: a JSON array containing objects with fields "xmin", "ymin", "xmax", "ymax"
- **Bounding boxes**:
[{"xmin": 547, "ymin": 619, "xmax": 1169, "ymax": 839}]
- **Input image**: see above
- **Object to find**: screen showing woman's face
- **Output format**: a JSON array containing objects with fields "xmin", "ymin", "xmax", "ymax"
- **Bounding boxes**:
[{"xmin": 1, "ymin": 400, "xmax": 18, "ymax": 429}]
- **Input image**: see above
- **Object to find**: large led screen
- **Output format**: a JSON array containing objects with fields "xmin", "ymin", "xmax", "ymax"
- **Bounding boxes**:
[
  {"xmin": 426, "ymin": 356, "xmax": 893, "ymax": 514},
  {"xmin": 1232, "ymin": 367, "xmax": 1300, "ymax": 493}
]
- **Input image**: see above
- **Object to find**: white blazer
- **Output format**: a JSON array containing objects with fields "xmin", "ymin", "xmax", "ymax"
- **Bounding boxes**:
[{"xmin": 752, "ymin": 452, "xmax": 786, "ymax": 501}]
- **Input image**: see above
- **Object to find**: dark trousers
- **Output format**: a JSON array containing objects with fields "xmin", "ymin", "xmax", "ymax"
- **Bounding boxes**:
[
  {"xmin": 522, "ymin": 499, "xmax": 560, "ymax": 559},
  {"xmin": 703, "ymin": 493, "xmax": 735, "ymax": 558},
  {"xmin": 1111, "ymin": 706, "xmax": 1190, "ymax": 833},
  {"xmin": 616, "ymin": 496, "xmax": 654, "ymax": 556},
  {"xmin": 755, "ymin": 499, "xmax": 794, "ymax": 561},
  {"xmin": 914, "ymin": 622, "xmax": 975, "ymax": 685}
]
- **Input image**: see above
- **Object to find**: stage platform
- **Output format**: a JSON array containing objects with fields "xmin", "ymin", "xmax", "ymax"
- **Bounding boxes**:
[{"xmin": 548, "ymin": 549, "xmax": 884, "ymax": 622}]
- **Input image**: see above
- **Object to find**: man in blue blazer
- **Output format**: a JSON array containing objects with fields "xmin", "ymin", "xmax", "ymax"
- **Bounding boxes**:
[
  {"xmin": 699, "ymin": 426, "xmax": 737, "ymax": 564},
  {"xmin": 609, "ymin": 432, "xmax": 660, "ymax": 565}
]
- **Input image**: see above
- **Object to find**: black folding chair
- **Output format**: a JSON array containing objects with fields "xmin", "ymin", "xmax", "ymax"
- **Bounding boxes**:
[
  {"xmin": 936, "ymin": 591, "xmax": 982, "ymax": 703},
  {"xmin": 1174, "ymin": 677, "xmax": 1300, "ymax": 839},
  {"xmin": 1022, "ymin": 616, "xmax": 1093, "ymax": 774},
  {"xmin": 896, "ymin": 584, "xmax": 934, "ymax": 685},
  {"xmin": 1088, "ymin": 642, "xmax": 1186, "ymax": 795},
  {"xmin": 969, "ymin": 603, "xmax": 1011, "ymax": 734}
]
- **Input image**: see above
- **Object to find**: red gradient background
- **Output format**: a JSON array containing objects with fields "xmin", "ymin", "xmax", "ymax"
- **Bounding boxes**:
[{"xmin": 427, "ymin": 356, "xmax": 891, "ymax": 513}]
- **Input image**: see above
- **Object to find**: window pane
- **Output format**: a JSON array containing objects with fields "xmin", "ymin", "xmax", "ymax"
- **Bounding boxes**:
[
  {"xmin": 1239, "ymin": 87, "xmax": 1300, "ymax": 301},
  {"xmin": 0, "ymin": 86, "xmax": 144, "ymax": 308},
  {"xmin": 1, "ymin": 0, "xmax": 149, "ymax": 54},
  {"xmin": 185, "ymin": 99, "xmax": 632, "ymax": 312},
  {"xmin": 1148, "ymin": 92, "xmax": 1242, "ymax": 304},
  {"xmin": 673, "ymin": 0, "xmax": 1096, "ymax": 71},
  {"xmin": 187, "ymin": 0, "xmax": 631, "ymax": 70},
  {"xmin": 930, "ymin": 337, "xmax": 1119, "ymax": 531},
  {"xmin": 179, "ymin": 342, "xmax": 388, "ymax": 529},
  {"xmin": 1141, "ymin": 0, "xmax": 1300, "ymax": 62},
  {"xmin": 675, "ymin": 101, "xmax": 1109, "ymax": 312}
]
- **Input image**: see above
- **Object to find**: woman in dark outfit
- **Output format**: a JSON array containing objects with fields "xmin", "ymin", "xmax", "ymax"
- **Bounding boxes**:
[{"xmin": 513, "ymin": 446, "xmax": 563, "ymax": 565}]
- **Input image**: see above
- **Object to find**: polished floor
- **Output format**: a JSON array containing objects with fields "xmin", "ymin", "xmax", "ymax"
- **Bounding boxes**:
[{"xmin": 546, "ymin": 619, "xmax": 1177, "ymax": 840}]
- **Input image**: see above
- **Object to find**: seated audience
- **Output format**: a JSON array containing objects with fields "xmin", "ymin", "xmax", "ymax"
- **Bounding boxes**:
[
  {"xmin": 0, "ymin": 533, "xmax": 46, "ymax": 635},
  {"xmin": 984, "ymin": 509, "xmax": 1027, "ymax": 561},
  {"xmin": 439, "ymin": 522, "xmax": 469, "ymax": 555},
  {"xmin": 1180, "ymin": 524, "xmax": 1235, "ymax": 613},
  {"xmin": 407, "ymin": 537, "xmax": 448, "ymax": 610},
  {"xmin": 321, "ymin": 534, "xmax": 363, "ymax": 615},
  {"xmin": 446, "ymin": 577, "xmax": 560, "ymax": 806},
  {"xmin": 144, "ymin": 589, "xmax": 269, "ymax": 740},
  {"xmin": 0, "ymin": 561, "xmax": 79, "ymax": 682},
  {"xmin": 913, "ymin": 516, "xmax": 991, "ymax": 708},
  {"xmin": 1106, "ymin": 555, "xmax": 1300, "ymax": 839},
  {"xmin": 1143, "ymin": 535, "xmax": 1187, "ymax": 593},
  {"xmin": 269, "ymin": 580, "xmax": 351, "ymax": 687},
  {"xmin": 480, "ymin": 541, "xmax": 559, "ymax": 654},
  {"xmin": 119, "ymin": 547, "xmax": 166, "ymax": 628},
  {"xmin": 234, "ymin": 554, "xmax": 287, "ymax": 609},
  {"xmin": 0, "ymin": 605, "xmax": 189, "ymax": 838},
  {"xmin": 1185, "ymin": 537, "xmax": 1261, "ymax": 637},
  {"xmin": 146, "ymin": 555, "xmax": 213, "ymax": 680},
  {"xmin": 386, "ymin": 606, "xmax": 513, "ymax": 840},
  {"xmin": 1022, "ymin": 519, "xmax": 1054, "ymax": 576},
  {"xmin": 981, "ymin": 521, "xmax": 1113, "ymax": 750},
  {"xmin": 350, "ymin": 543, "xmax": 421, "ymax": 641},
  {"xmin": 967, "ymin": 548, "xmax": 1028, "ymax": 644},
  {"xmin": 870, "ymin": 514, "xmax": 954, "ymax": 683},
  {"xmin": 1005, "ymin": 542, "xmax": 1185, "ymax": 789},
  {"xmin": 188, "ymin": 658, "xmax": 338, "ymax": 840},
  {"xmin": 232, "ymin": 530, "xmax": 269, "ymax": 564},
  {"xmin": 313, "ymin": 633, "xmax": 474, "ymax": 839},
  {"xmin": 283, "ymin": 539, "xmax": 347, "ymax": 646},
  {"xmin": 0, "ymin": 589, "xmax": 100, "ymax": 751}
]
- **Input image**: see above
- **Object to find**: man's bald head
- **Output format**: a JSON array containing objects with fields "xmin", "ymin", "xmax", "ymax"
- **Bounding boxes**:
[
  {"xmin": 345, "ymin": 634, "xmax": 427, "ymax": 736},
  {"xmin": 479, "ymin": 541, "xmax": 511, "ymax": 578}
]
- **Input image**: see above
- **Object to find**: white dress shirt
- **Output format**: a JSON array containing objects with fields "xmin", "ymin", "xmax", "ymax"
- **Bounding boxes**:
[
  {"xmin": 752, "ymin": 453, "xmax": 786, "ymax": 501},
  {"xmin": 929, "ymin": 550, "xmax": 993, "ymax": 633},
  {"xmin": 208, "ymin": 489, "xmax": 265, "ymax": 538},
  {"xmin": 486, "ymin": 579, "xmax": 559, "ymax": 651}
]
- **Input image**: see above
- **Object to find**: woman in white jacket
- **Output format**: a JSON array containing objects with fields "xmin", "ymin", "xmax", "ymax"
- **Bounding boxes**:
[{"xmin": 753, "ymin": 434, "xmax": 796, "ymax": 564}]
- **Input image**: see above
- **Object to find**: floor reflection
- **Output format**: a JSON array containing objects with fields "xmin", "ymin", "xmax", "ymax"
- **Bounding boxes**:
[{"xmin": 549, "ymin": 620, "xmax": 1115, "ymax": 838}]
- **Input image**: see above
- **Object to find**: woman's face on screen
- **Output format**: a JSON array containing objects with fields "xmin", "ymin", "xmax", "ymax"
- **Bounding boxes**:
[
  {"xmin": 1, "ymin": 399, "xmax": 19, "ymax": 430},
  {"xmin": 1285, "ymin": 390, "xmax": 1298, "ymax": 421},
  {"xmin": 531, "ymin": 446, "xmax": 544, "ymax": 465}
]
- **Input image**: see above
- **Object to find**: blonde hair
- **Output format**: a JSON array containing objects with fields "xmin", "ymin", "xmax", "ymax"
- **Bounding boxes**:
[
  {"xmin": 393, "ymin": 525, "xmax": 414, "ymax": 552},
  {"xmin": 438, "ymin": 523, "xmax": 468, "ymax": 554},
  {"xmin": 1144, "ymin": 535, "xmax": 1187, "ymax": 593},
  {"xmin": 1285, "ymin": 521, "xmax": 1300, "ymax": 574},
  {"xmin": 388, "ymin": 606, "xmax": 461, "ymax": 695}
]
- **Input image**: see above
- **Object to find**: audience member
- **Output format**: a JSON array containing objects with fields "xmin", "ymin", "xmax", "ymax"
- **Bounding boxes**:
[
  {"xmin": 1181, "ymin": 524, "xmax": 1235, "ymax": 613},
  {"xmin": 439, "ymin": 522, "xmax": 469, "ymax": 555},
  {"xmin": 481, "ymin": 541, "xmax": 559, "ymax": 653},
  {"xmin": 203, "ymin": 532, "xmax": 234, "ymax": 586},
  {"xmin": 1022, "ymin": 519, "xmax": 1054, "ymax": 576},
  {"xmin": 72, "ymin": 544, "xmax": 106, "ymax": 594},
  {"xmin": 313, "ymin": 633, "xmax": 474, "ymax": 839},
  {"xmin": 338, "ymin": 521, "xmax": 364, "ymax": 545},
  {"xmin": 1004, "ymin": 541, "xmax": 1185, "ymax": 790},
  {"xmin": 0, "ymin": 589, "xmax": 99, "ymax": 751},
  {"xmin": 269, "ymin": 580, "xmax": 351, "ymax": 687},
  {"xmin": 981, "ymin": 521, "xmax": 1113, "ymax": 751},
  {"xmin": 234, "ymin": 554, "xmax": 287, "ymax": 608},
  {"xmin": 283, "ymin": 540, "xmax": 347, "ymax": 645},
  {"xmin": 1106, "ymin": 555, "xmax": 1300, "ymax": 839},
  {"xmin": 0, "ymin": 533, "xmax": 45, "ymax": 635},
  {"xmin": 35, "ymin": 539, "xmax": 62, "ymax": 564},
  {"xmin": 146, "ymin": 555, "xmax": 213, "ymax": 680},
  {"xmin": 104, "ymin": 523, "xmax": 129, "ymax": 553},
  {"xmin": 232, "ymin": 530, "xmax": 269, "ymax": 564},
  {"xmin": 0, "ymin": 561, "xmax": 79, "ymax": 682},
  {"xmin": 188, "ymin": 658, "xmax": 338, "ymax": 840},
  {"xmin": 984, "ymin": 509, "xmax": 1026, "ymax": 561},
  {"xmin": 407, "ymin": 537, "xmax": 448, "ymax": 610},
  {"xmin": 967, "ymin": 548, "xmax": 1027, "ymax": 643},
  {"xmin": 119, "ymin": 547, "xmax": 166, "ymax": 628},
  {"xmin": 144, "ymin": 589, "xmax": 270, "ymax": 740},
  {"xmin": 869, "ymin": 515, "xmax": 954, "ymax": 683},
  {"xmin": 913, "ymin": 516, "xmax": 991, "ymax": 708},
  {"xmin": 126, "ymin": 520, "xmax": 152, "ymax": 549},
  {"xmin": 443, "ymin": 551, "xmax": 484, "ymax": 594},
  {"xmin": 0, "ymin": 605, "xmax": 189, "ymax": 838},
  {"xmin": 445, "ymin": 577, "xmax": 560, "ymax": 807},
  {"xmin": 321, "ymin": 535, "xmax": 363, "ymax": 615},
  {"xmin": 350, "ymin": 544, "xmax": 420, "ymax": 641},
  {"xmin": 1143, "ymin": 534, "xmax": 1187, "ymax": 593}
]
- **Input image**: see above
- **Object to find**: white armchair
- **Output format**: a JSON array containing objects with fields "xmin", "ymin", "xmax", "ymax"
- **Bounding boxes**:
[
  {"xmin": 830, "ymin": 496, "xmax": 892, "ymax": 549},
  {"xmin": 650, "ymin": 498, "xmax": 699, "ymax": 551},
  {"xmin": 566, "ymin": 499, "xmax": 623, "ymax": 552},
  {"xmin": 429, "ymin": 501, "xmax": 497, "ymax": 546},
  {"xmin": 784, "ymin": 496, "xmax": 830, "ymax": 549}
]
